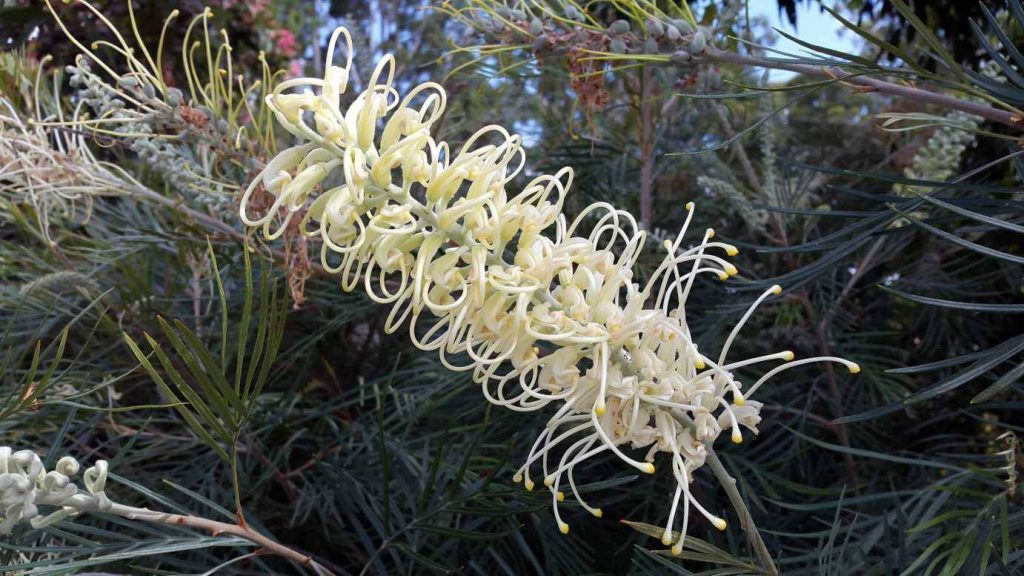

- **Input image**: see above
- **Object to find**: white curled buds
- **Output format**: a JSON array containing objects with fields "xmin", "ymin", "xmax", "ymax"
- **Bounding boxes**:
[
  {"xmin": 83, "ymin": 459, "xmax": 112, "ymax": 511},
  {"xmin": 0, "ymin": 447, "xmax": 114, "ymax": 534},
  {"xmin": 242, "ymin": 27, "xmax": 860, "ymax": 549}
]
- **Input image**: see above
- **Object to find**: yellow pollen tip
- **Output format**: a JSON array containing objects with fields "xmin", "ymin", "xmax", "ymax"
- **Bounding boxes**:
[
  {"xmin": 642, "ymin": 462, "xmax": 656, "ymax": 474},
  {"xmin": 557, "ymin": 491, "xmax": 565, "ymax": 502},
  {"xmin": 771, "ymin": 284, "xmax": 783, "ymax": 295},
  {"xmin": 725, "ymin": 264, "xmax": 738, "ymax": 276},
  {"xmin": 595, "ymin": 405, "xmax": 606, "ymax": 416},
  {"xmin": 559, "ymin": 522, "xmax": 570, "ymax": 535},
  {"xmin": 695, "ymin": 359, "xmax": 706, "ymax": 370},
  {"xmin": 782, "ymin": 351, "xmax": 795, "ymax": 361},
  {"xmin": 513, "ymin": 473, "xmax": 523, "ymax": 483},
  {"xmin": 525, "ymin": 479, "xmax": 535, "ymax": 491},
  {"xmin": 707, "ymin": 229, "xmax": 716, "ymax": 238},
  {"xmin": 713, "ymin": 518, "xmax": 727, "ymax": 530},
  {"xmin": 734, "ymin": 394, "xmax": 745, "ymax": 406},
  {"xmin": 732, "ymin": 431, "xmax": 743, "ymax": 444},
  {"xmin": 686, "ymin": 202, "xmax": 695, "ymax": 211},
  {"xmin": 717, "ymin": 272, "xmax": 729, "ymax": 281},
  {"xmin": 672, "ymin": 543, "xmax": 683, "ymax": 556},
  {"xmin": 593, "ymin": 508, "xmax": 603, "ymax": 518},
  {"xmin": 849, "ymin": 363, "xmax": 861, "ymax": 374},
  {"xmin": 662, "ymin": 239, "xmax": 673, "ymax": 250},
  {"xmin": 543, "ymin": 476, "xmax": 554, "ymax": 487},
  {"xmin": 726, "ymin": 246, "xmax": 739, "ymax": 256},
  {"xmin": 661, "ymin": 534, "xmax": 673, "ymax": 546}
]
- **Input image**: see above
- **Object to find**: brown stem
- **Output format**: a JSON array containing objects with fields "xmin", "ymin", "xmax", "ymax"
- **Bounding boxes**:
[
  {"xmin": 713, "ymin": 104, "xmax": 761, "ymax": 193},
  {"xmin": 708, "ymin": 100, "xmax": 793, "ymax": 253},
  {"xmin": 793, "ymin": 291, "xmax": 859, "ymax": 487},
  {"xmin": 670, "ymin": 410, "xmax": 778, "ymax": 575},
  {"xmin": 707, "ymin": 85, "xmax": 856, "ymax": 482},
  {"xmin": 125, "ymin": 183, "xmax": 334, "ymax": 278},
  {"xmin": 799, "ymin": 236, "xmax": 887, "ymax": 487},
  {"xmin": 638, "ymin": 66, "xmax": 655, "ymax": 228},
  {"xmin": 822, "ymin": 237, "xmax": 887, "ymax": 328},
  {"xmin": 703, "ymin": 49, "xmax": 1022, "ymax": 128},
  {"xmin": 253, "ymin": 443, "xmax": 301, "ymax": 502},
  {"xmin": 107, "ymin": 502, "xmax": 335, "ymax": 575},
  {"xmin": 702, "ymin": 87, "xmax": 853, "ymax": 486}
]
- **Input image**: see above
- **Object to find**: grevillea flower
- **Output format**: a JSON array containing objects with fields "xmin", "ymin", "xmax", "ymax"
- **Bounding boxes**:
[
  {"xmin": 240, "ymin": 28, "xmax": 859, "ymax": 553},
  {"xmin": 0, "ymin": 447, "xmax": 111, "ymax": 534}
]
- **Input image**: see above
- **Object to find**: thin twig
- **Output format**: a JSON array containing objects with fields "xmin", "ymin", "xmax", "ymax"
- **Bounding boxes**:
[
  {"xmin": 793, "ymin": 291, "xmax": 860, "ymax": 487},
  {"xmin": 712, "ymin": 103, "xmax": 761, "ymax": 193},
  {"xmin": 637, "ymin": 66, "xmax": 655, "ymax": 228},
  {"xmin": 702, "ymin": 48, "xmax": 1022, "ymax": 128},
  {"xmin": 704, "ymin": 449, "xmax": 779, "ymax": 576},
  {"xmin": 670, "ymin": 410, "xmax": 778, "ymax": 575},
  {"xmin": 125, "ymin": 183, "xmax": 334, "ymax": 277},
  {"xmin": 105, "ymin": 502, "xmax": 336, "ymax": 575}
]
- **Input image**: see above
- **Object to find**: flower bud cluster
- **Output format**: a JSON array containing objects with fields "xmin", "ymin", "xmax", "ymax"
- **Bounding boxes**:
[
  {"xmin": 695, "ymin": 176, "xmax": 769, "ymax": 235},
  {"xmin": 241, "ymin": 28, "xmax": 859, "ymax": 551},
  {"xmin": 0, "ymin": 447, "xmax": 111, "ymax": 535},
  {"xmin": 899, "ymin": 110, "xmax": 979, "ymax": 195},
  {"xmin": 48, "ymin": 0, "xmax": 267, "ymax": 208},
  {"xmin": 449, "ymin": 1, "xmax": 711, "ymax": 66},
  {"xmin": 442, "ymin": 2, "xmax": 728, "ymax": 116},
  {"xmin": 66, "ymin": 57, "xmax": 245, "ymax": 202}
]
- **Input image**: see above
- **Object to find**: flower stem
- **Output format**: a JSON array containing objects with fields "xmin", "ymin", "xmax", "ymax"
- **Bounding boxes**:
[
  {"xmin": 704, "ymin": 448, "xmax": 778, "ymax": 576},
  {"xmin": 703, "ymin": 48, "xmax": 1022, "ymax": 128},
  {"xmin": 670, "ymin": 409, "xmax": 777, "ymax": 575},
  {"xmin": 104, "ymin": 502, "xmax": 336, "ymax": 575}
]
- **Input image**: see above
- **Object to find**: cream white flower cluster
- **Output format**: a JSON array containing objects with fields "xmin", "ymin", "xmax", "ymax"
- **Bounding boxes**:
[
  {"xmin": 0, "ymin": 447, "xmax": 111, "ymax": 534},
  {"xmin": 240, "ymin": 28, "xmax": 859, "ymax": 553}
]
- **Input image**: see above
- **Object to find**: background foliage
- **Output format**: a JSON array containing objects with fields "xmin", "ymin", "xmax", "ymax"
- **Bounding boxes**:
[{"xmin": 0, "ymin": 0, "xmax": 1021, "ymax": 574}]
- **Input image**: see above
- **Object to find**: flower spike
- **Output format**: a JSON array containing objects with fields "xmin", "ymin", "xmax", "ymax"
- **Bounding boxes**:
[{"xmin": 240, "ymin": 27, "xmax": 859, "ymax": 541}]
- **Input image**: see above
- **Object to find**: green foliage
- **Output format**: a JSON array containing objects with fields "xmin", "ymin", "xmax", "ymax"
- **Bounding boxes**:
[{"xmin": 123, "ymin": 247, "xmax": 286, "ymax": 463}]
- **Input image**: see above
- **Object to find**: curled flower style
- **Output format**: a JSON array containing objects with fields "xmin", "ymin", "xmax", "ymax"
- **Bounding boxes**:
[
  {"xmin": 241, "ymin": 28, "xmax": 859, "ymax": 551},
  {"xmin": 0, "ymin": 446, "xmax": 333, "ymax": 572},
  {"xmin": 0, "ymin": 447, "xmax": 111, "ymax": 535}
]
